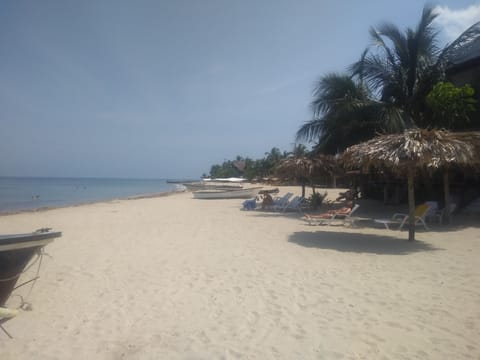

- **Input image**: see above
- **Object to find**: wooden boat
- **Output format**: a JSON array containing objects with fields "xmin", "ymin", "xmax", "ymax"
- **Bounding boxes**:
[
  {"xmin": 258, "ymin": 188, "xmax": 280, "ymax": 195},
  {"xmin": 182, "ymin": 182, "xmax": 243, "ymax": 191},
  {"xmin": 0, "ymin": 229, "xmax": 61, "ymax": 306},
  {"xmin": 192, "ymin": 187, "xmax": 263, "ymax": 199}
]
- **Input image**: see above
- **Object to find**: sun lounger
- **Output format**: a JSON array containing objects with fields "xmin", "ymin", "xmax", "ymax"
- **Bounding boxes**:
[
  {"xmin": 281, "ymin": 196, "xmax": 307, "ymax": 212},
  {"xmin": 274, "ymin": 196, "xmax": 299, "ymax": 212},
  {"xmin": 242, "ymin": 198, "xmax": 257, "ymax": 210},
  {"xmin": 256, "ymin": 192, "xmax": 289, "ymax": 211},
  {"xmin": 426, "ymin": 203, "xmax": 456, "ymax": 224},
  {"xmin": 304, "ymin": 204, "xmax": 360, "ymax": 225},
  {"xmin": 374, "ymin": 203, "xmax": 430, "ymax": 230}
]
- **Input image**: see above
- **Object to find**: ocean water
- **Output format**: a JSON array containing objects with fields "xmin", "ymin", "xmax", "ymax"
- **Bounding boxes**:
[{"xmin": 0, "ymin": 177, "xmax": 181, "ymax": 213}]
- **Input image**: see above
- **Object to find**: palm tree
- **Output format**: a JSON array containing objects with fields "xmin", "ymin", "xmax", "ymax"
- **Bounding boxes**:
[
  {"xmin": 291, "ymin": 143, "xmax": 308, "ymax": 158},
  {"xmin": 296, "ymin": 73, "xmax": 405, "ymax": 154},
  {"xmin": 298, "ymin": 6, "xmax": 480, "ymax": 153},
  {"xmin": 350, "ymin": 6, "xmax": 442, "ymax": 126}
]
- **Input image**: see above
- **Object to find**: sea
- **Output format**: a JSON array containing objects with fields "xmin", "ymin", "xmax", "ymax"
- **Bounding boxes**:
[{"xmin": 0, "ymin": 177, "xmax": 189, "ymax": 214}]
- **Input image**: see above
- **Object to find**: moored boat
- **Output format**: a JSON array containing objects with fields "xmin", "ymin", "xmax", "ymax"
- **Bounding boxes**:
[
  {"xmin": 0, "ymin": 229, "xmax": 61, "ymax": 306},
  {"xmin": 183, "ymin": 182, "xmax": 243, "ymax": 191},
  {"xmin": 192, "ymin": 187, "xmax": 263, "ymax": 199}
]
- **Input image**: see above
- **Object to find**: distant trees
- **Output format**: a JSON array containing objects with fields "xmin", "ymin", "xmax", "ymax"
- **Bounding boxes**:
[{"xmin": 207, "ymin": 147, "xmax": 301, "ymax": 180}]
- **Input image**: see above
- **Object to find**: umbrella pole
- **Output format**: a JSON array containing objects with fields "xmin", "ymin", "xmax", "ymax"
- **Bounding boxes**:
[
  {"xmin": 407, "ymin": 167, "xmax": 416, "ymax": 241},
  {"xmin": 443, "ymin": 171, "xmax": 451, "ymax": 224}
]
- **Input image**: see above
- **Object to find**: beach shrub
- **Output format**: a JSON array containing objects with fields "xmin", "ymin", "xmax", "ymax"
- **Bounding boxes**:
[
  {"xmin": 426, "ymin": 82, "xmax": 477, "ymax": 130},
  {"xmin": 308, "ymin": 191, "xmax": 327, "ymax": 210}
]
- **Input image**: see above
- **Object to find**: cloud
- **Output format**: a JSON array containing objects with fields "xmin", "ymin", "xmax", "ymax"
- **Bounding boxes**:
[{"xmin": 434, "ymin": 4, "xmax": 480, "ymax": 42}]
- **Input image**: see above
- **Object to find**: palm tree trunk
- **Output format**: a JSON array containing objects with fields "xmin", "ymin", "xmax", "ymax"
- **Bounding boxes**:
[{"xmin": 407, "ymin": 167, "xmax": 416, "ymax": 241}]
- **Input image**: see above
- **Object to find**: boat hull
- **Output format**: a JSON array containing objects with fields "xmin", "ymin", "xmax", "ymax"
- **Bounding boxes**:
[
  {"xmin": 0, "ymin": 231, "xmax": 61, "ymax": 306},
  {"xmin": 192, "ymin": 187, "xmax": 262, "ymax": 199},
  {"xmin": 182, "ymin": 182, "xmax": 243, "ymax": 191}
]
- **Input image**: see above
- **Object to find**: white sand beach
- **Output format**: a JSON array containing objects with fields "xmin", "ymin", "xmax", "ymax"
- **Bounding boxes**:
[{"xmin": 1, "ymin": 187, "xmax": 479, "ymax": 359}]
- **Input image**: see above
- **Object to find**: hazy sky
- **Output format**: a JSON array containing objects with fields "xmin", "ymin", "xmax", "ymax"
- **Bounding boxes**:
[{"xmin": 1, "ymin": 1, "xmax": 479, "ymax": 178}]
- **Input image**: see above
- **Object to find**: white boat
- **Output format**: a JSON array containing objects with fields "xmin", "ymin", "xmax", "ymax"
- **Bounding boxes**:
[
  {"xmin": 202, "ymin": 177, "xmax": 247, "ymax": 183},
  {"xmin": 192, "ymin": 187, "xmax": 262, "ymax": 199},
  {"xmin": 182, "ymin": 182, "xmax": 243, "ymax": 191}
]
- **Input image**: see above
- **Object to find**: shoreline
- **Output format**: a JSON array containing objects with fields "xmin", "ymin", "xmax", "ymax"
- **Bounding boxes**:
[{"xmin": 0, "ymin": 188, "xmax": 186, "ymax": 217}]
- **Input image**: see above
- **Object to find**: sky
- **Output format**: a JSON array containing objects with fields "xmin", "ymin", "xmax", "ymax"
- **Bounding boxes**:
[{"xmin": 1, "ymin": 1, "xmax": 479, "ymax": 179}]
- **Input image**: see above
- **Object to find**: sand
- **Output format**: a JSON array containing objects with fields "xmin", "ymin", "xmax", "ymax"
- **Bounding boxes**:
[{"xmin": 1, "ymin": 187, "xmax": 479, "ymax": 359}]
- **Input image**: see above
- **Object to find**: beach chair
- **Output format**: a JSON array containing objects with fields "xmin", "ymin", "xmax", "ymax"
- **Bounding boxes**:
[
  {"xmin": 425, "ymin": 201, "xmax": 439, "ymax": 221},
  {"xmin": 274, "ymin": 196, "xmax": 299, "ymax": 212},
  {"xmin": 282, "ymin": 196, "xmax": 307, "ymax": 212},
  {"xmin": 374, "ymin": 203, "xmax": 430, "ymax": 230},
  {"xmin": 242, "ymin": 198, "xmax": 257, "ymax": 210},
  {"xmin": 270, "ymin": 193, "xmax": 294, "ymax": 211},
  {"xmin": 427, "ymin": 203, "xmax": 457, "ymax": 224},
  {"xmin": 274, "ymin": 193, "xmax": 293, "ymax": 205},
  {"xmin": 303, "ymin": 204, "xmax": 360, "ymax": 225}
]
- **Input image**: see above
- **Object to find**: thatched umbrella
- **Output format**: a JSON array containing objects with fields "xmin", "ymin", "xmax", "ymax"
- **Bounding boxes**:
[
  {"xmin": 342, "ymin": 129, "xmax": 480, "ymax": 241},
  {"xmin": 275, "ymin": 155, "xmax": 337, "ymax": 197}
]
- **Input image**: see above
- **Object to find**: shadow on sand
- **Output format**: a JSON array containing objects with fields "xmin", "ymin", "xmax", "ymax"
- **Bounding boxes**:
[{"xmin": 288, "ymin": 230, "xmax": 441, "ymax": 255}]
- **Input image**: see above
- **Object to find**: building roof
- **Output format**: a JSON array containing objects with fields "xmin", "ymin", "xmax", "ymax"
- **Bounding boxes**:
[{"xmin": 446, "ymin": 22, "xmax": 480, "ymax": 70}]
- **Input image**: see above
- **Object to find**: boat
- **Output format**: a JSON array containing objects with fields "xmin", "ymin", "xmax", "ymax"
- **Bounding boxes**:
[
  {"xmin": 166, "ymin": 179, "xmax": 199, "ymax": 184},
  {"xmin": 182, "ymin": 181, "xmax": 243, "ymax": 191},
  {"xmin": 258, "ymin": 188, "xmax": 280, "ymax": 195},
  {"xmin": 192, "ymin": 187, "xmax": 263, "ymax": 199},
  {"xmin": 0, "ymin": 229, "xmax": 61, "ymax": 307},
  {"xmin": 202, "ymin": 177, "xmax": 247, "ymax": 183}
]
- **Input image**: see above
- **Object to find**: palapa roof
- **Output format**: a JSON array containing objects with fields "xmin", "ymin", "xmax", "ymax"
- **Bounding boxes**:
[
  {"xmin": 341, "ymin": 129, "xmax": 480, "ymax": 172},
  {"xmin": 275, "ymin": 155, "xmax": 338, "ymax": 178}
]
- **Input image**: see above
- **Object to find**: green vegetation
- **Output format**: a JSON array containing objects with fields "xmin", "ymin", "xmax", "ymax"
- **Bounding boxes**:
[
  {"xmin": 426, "ymin": 82, "xmax": 476, "ymax": 129},
  {"xmin": 208, "ymin": 148, "xmax": 287, "ymax": 179},
  {"xmin": 206, "ymin": 6, "xmax": 479, "ymax": 178},
  {"xmin": 296, "ymin": 6, "xmax": 478, "ymax": 155},
  {"xmin": 307, "ymin": 191, "xmax": 328, "ymax": 210}
]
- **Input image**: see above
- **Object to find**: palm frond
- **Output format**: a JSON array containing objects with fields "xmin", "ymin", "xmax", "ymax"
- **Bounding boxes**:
[
  {"xmin": 376, "ymin": 23, "xmax": 408, "ymax": 65},
  {"xmin": 296, "ymin": 118, "xmax": 324, "ymax": 143}
]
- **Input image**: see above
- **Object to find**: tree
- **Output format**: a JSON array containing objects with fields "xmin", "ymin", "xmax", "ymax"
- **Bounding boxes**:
[
  {"xmin": 206, "ymin": 148, "xmax": 291, "ymax": 180},
  {"xmin": 350, "ymin": 6, "xmax": 442, "ymax": 126},
  {"xmin": 296, "ymin": 73, "xmax": 404, "ymax": 154},
  {"xmin": 209, "ymin": 160, "xmax": 242, "ymax": 178},
  {"xmin": 426, "ymin": 82, "xmax": 476, "ymax": 129},
  {"xmin": 291, "ymin": 143, "xmax": 308, "ymax": 158},
  {"xmin": 262, "ymin": 147, "xmax": 287, "ymax": 175},
  {"xmin": 297, "ymin": 6, "xmax": 480, "ymax": 153}
]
